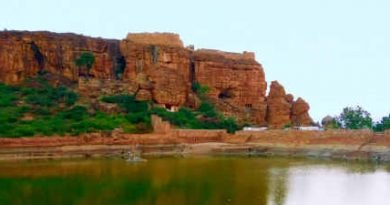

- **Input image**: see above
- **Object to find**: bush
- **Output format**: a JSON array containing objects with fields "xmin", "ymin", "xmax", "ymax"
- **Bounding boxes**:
[
  {"xmin": 0, "ymin": 83, "xmax": 19, "ymax": 107},
  {"xmin": 126, "ymin": 112, "xmax": 151, "ymax": 124},
  {"xmin": 59, "ymin": 106, "xmax": 88, "ymax": 121},
  {"xmin": 151, "ymin": 107, "xmax": 199, "ymax": 128},
  {"xmin": 191, "ymin": 82, "xmax": 209, "ymax": 98},
  {"xmin": 198, "ymin": 102, "xmax": 219, "ymax": 119},
  {"xmin": 10, "ymin": 125, "xmax": 35, "ymax": 137},
  {"xmin": 23, "ymin": 82, "xmax": 78, "ymax": 108},
  {"xmin": 151, "ymin": 106, "xmax": 240, "ymax": 133},
  {"xmin": 75, "ymin": 52, "xmax": 95, "ymax": 77},
  {"xmin": 101, "ymin": 95, "xmax": 149, "ymax": 113}
]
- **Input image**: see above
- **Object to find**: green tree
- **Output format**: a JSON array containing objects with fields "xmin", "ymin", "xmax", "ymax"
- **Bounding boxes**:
[
  {"xmin": 337, "ymin": 106, "xmax": 373, "ymax": 129},
  {"xmin": 373, "ymin": 114, "xmax": 390, "ymax": 132},
  {"xmin": 75, "ymin": 52, "xmax": 95, "ymax": 78}
]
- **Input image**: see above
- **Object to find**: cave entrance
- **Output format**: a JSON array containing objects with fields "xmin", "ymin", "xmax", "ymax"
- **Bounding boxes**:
[
  {"xmin": 218, "ymin": 88, "xmax": 235, "ymax": 100},
  {"xmin": 189, "ymin": 60, "xmax": 195, "ymax": 84},
  {"xmin": 151, "ymin": 45, "xmax": 159, "ymax": 64},
  {"xmin": 114, "ymin": 56, "xmax": 126, "ymax": 80},
  {"xmin": 30, "ymin": 41, "xmax": 45, "ymax": 73}
]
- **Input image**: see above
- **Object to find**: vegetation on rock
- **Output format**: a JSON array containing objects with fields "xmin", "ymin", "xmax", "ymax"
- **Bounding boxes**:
[
  {"xmin": 75, "ymin": 52, "xmax": 95, "ymax": 78},
  {"xmin": 0, "ymin": 77, "xmax": 138, "ymax": 137},
  {"xmin": 0, "ymin": 78, "xmax": 241, "ymax": 137}
]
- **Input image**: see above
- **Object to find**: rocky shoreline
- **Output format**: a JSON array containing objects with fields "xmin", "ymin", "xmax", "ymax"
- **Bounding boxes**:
[{"xmin": 0, "ymin": 130, "xmax": 389, "ymax": 162}]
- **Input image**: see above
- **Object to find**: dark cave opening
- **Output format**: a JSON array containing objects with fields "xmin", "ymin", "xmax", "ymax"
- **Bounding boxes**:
[
  {"xmin": 114, "ymin": 56, "xmax": 126, "ymax": 80},
  {"xmin": 218, "ymin": 88, "xmax": 235, "ymax": 100},
  {"xmin": 150, "ymin": 45, "xmax": 159, "ymax": 64},
  {"xmin": 30, "ymin": 41, "xmax": 45, "ymax": 73}
]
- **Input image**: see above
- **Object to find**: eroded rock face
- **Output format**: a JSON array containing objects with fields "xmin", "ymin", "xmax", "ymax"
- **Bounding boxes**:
[
  {"xmin": 266, "ymin": 81, "xmax": 292, "ymax": 128},
  {"xmin": 120, "ymin": 34, "xmax": 191, "ymax": 106},
  {"xmin": 193, "ymin": 49, "xmax": 268, "ymax": 125},
  {"xmin": 126, "ymin": 33, "xmax": 184, "ymax": 47},
  {"xmin": 265, "ymin": 81, "xmax": 313, "ymax": 128},
  {"xmin": 291, "ymin": 97, "xmax": 313, "ymax": 126},
  {"xmin": 0, "ymin": 31, "xmax": 122, "ymax": 84},
  {"xmin": 0, "ymin": 30, "xmax": 313, "ymax": 128}
]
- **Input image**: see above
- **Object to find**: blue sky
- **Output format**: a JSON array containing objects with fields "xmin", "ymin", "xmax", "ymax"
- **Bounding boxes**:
[{"xmin": 1, "ymin": 0, "xmax": 389, "ymax": 122}]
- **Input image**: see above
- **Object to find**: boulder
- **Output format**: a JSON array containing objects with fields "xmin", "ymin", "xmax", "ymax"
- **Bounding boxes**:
[{"xmin": 291, "ymin": 97, "xmax": 313, "ymax": 126}]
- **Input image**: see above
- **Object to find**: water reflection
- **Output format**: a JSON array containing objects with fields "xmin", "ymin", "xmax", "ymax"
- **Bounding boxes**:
[
  {"xmin": 0, "ymin": 157, "xmax": 389, "ymax": 205},
  {"xmin": 268, "ymin": 168, "xmax": 288, "ymax": 205},
  {"xmin": 284, "ymin": 166, "xmax": 390, "ymax": 205}
]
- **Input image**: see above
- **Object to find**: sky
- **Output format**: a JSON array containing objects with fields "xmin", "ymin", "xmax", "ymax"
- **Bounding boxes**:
[{"xmin": 1, "ymin": 0, "xmax": 389, "ymax": 122}]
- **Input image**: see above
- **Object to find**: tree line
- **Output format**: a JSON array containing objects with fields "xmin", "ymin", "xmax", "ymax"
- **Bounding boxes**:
[{"xmin": 322, "ymin": 106, "xmax": 389, "ymax": 132}]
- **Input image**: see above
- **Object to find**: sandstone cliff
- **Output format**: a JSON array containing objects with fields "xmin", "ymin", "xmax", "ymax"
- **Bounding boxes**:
[
  {"xmin": 0, "ymin": 30, "xmax": 313, "ymax": 128},
  {"xmin": 0, "ymin": 31, "xmax": 122, "ymax": 84}
]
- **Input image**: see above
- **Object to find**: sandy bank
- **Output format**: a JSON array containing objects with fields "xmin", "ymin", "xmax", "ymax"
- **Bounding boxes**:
[{"xmin": 0, "ymin": 130, "xmax": 389, "ymax": 162}]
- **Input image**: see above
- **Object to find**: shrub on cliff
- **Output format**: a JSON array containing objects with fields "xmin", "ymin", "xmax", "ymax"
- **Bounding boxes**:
[
  {"xmin": 101, "ymin": 95, "xmax": 152, "ymax": 131},
  {"xmin": 151, "ymin": 106, "xmax": 240, "ymax": 133},
  {"xmin": 191, "ymin": 82, "xmax": 209, "ymax": 97},
  {"xmin": 101, "ymin": 95, "xmax": 149, "ymax": 113},
  {"xmin": 197, "ymin": 101, "xmax": 219, "ymax": 119},
  {"xmin": 75, "ymin": 52, "xmax": 95, "ymax": 78},
  {"xmin": 59, "ymin": 106, "xmax": 88, "ymax": 121},
  {"xmin": 0, "ymin": 79, "xmax": 144, "ymax": 137},
  {"xmin": 151, "ymin": 107, "xmax": 200, "ymax": 128},
  {"xmin": 0, "ymin": 79, "xmax": 240, "ymax": 137},
  {"xmin": 21, "ymin": 77, "xmax": 78, "ymax": 109},
  {"xmin": 0, "ymin": 83, "xmax": 19, "ymax": 107}
]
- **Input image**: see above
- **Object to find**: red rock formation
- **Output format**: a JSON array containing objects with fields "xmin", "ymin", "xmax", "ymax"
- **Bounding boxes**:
[
  {"xmin": 291, "ymin": 97, "xmax": 313, "ymax": 126},
  {"xmin": 193, "ymin": 49, "xmax": 268, "ymax": 125},
  {"xmin": 266, "ymin": 81, "xmax": 292, "ymax": 128},
  {"xmin": 126, "ymin": 33, "xmax": 184, "ymax": 47},
  {"xmin": 285, "ymin": 94, "xmax": 294, "ymax": 103},
  {"xmin": 0, "ymin": 31, "xmax": 121, "ymax": 84},
  {"xmin": 0, "ymin": 30, "xmax": 313, "ymax": 128},
  {"xmin": 119, "ymin": 34, "xmax": 191, "ymax": 106},
  {"xmin": 265, "ymin": 81, "xmax": 313, "ymax": 128}
]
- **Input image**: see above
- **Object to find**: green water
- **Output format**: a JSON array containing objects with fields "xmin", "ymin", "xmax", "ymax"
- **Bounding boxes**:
[{"xmin": 0, "ymin": 156, "xmax": 389, "ymax": 205}]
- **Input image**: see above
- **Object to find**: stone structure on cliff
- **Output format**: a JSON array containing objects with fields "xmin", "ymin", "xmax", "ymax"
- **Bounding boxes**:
[{"xmin": 0, "ymin": 30, "xmax": 313, "ymax": 128}]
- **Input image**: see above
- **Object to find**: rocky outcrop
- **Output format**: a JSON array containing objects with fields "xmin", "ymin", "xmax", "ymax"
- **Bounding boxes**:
[
  {"xmin": 125, "ymin": 33, "xmax": 184, "ymax": 47},
  {"xmin": 120, "ymin": 33, "xmax": 191, "ymax": 106},
  {"xmin": 266, "ymin": 81, "xmax": 292, "ymax": 128},
  {"xmin": 0, "ymin": 30, "xmax": 313, "ymax": 128},
  {"xmin": 266, "ymin": 81, "xmax": 313, "ymax": 128},
  {"xmin": 0, "ymin": 31, "xmax": 122, "ymax": 84},
  {"xmin": 193, "ymin": 49, "xmax": 268, "ymax": 125},
  {"xmin": 291, "ymin": 97, "xmax": 313, "ymax": 126}
]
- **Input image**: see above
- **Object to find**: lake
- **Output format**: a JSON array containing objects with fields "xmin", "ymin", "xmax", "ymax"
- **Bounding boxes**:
[{"xmin": 0, "ymin": 156, "xmax": 389, "ymax": 205}]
